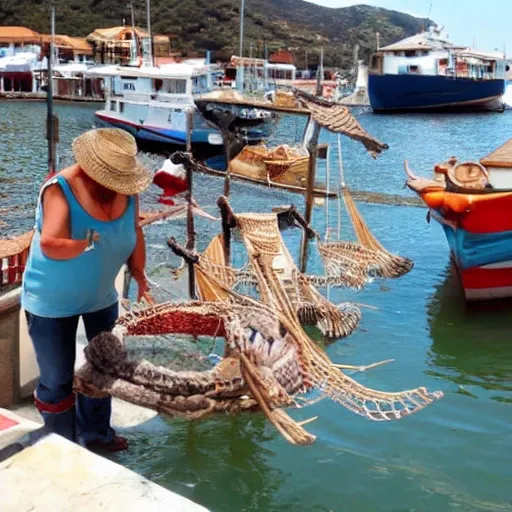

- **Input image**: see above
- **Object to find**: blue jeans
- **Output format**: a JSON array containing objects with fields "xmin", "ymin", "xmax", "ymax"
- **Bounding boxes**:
[{"xmin": 25, "ymin": 302, "xmax": 118, "ymax": 444}]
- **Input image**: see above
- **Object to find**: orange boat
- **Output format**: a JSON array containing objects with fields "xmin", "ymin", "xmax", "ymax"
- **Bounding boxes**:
[{"xmin": 405, "ymin": 139, "xmax": 512, "ymax": 301}]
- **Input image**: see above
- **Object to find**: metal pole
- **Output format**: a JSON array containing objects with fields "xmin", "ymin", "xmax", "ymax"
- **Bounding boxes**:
[
  {"xmin": 146, "ymin": 0, "xmax": 153, "ymax": 66},
  {"xmin": 264, "ymin": 41, "xmax": 268, "ymax": 91},
  {"xmin": 299, "ymin": 48, "xmax": 323, "ymax": 273},
  {"xmin": 239, "ymin": 0, "xmax": 245, "ymax": 57},
  {"xmin": 47, "ymin": 6, "xmax": 57, "ymax": 175},
  {"xmin": 130, "ymin": 2, "xmax": 135, "ymax": 28}
]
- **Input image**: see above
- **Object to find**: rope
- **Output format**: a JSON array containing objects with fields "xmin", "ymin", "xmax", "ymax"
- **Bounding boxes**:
[{"xmin": 337, "ymin": 134, "xmax": 343, "ymax": 239}]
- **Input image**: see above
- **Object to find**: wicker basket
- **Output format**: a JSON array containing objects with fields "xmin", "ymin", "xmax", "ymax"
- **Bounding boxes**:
[
  {"xmin": 264, "ymin": 156, "xmax": 309, "ymax": 180},
  {"xmin": 236, "ymin": 144, "xmax": 268, "ymax": 164},
  {"xmin": 274, "ymin": 90, "xmax": 298, "ymax": 109}
]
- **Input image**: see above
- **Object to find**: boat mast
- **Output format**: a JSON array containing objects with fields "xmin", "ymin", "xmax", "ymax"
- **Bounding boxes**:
[{"xmin": 239, "ymin": 0, "xmax": 245, "ymax": 57}]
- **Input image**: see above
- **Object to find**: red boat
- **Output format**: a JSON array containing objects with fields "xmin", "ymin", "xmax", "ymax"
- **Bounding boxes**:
[{"xmin": 405, "ymin": 139, "xmax": 512, "ymax": 301}]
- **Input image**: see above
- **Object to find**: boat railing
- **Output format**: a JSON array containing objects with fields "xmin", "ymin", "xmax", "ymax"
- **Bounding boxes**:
[{"xmin": 0, "ymin": 231, "xmax": 33, "ymax": 292}]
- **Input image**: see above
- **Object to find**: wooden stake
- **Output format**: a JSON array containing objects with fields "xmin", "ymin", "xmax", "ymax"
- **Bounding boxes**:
[
  {"xmin": 299, "ymin": 48, "xmax": 323, "ymax": 273},
  {"xmin": 217, "ymin": 196, "xmax": 235, "ymax": 266},
  {"xmin": 186, "ymin": 108, "xmax": 196, "ymax": 299}
]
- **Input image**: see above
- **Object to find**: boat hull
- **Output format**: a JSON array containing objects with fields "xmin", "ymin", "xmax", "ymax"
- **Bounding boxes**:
[
  {"xmin": 95, "ymin": 112, "xmax": 221, "ymax": 145},
  {"xmin": 423, "ymin": 189, "xmax": 512, "ymax": 301},
  {"xmin": 368, "ymin": 74, "xmax": 505, "ymax": 112},
  {"xmin": 94, "ymin": 111, "xmax": 272, "ymax": 147},
  {"xmin": 441, "ymin": 222, "xmax": 512, "ymax": 301}
]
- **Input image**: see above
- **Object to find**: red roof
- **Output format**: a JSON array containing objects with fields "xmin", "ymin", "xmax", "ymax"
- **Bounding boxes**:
[
  {"xmin": 269, "ymin": 49, "xmax": 295, "ymax": 65},
  {"xmin": 0, "ymin": 26, "xmax": 41, "ymax": 43}
]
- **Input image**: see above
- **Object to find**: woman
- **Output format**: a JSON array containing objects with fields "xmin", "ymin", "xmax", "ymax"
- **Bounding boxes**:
[{"xmin": 21, "ymin": 128, "xmax": 152, "ymax": 452}]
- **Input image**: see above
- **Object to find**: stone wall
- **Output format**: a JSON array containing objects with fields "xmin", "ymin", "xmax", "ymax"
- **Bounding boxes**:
[{"xmin": 0, "ymin": 289, "xmax": 21, "ymax": 407}]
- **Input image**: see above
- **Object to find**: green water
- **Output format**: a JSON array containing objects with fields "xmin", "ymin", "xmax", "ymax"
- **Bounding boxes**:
[{"xmin": 1, "ymin": 101, "xmax": 511, "ymax": 511}]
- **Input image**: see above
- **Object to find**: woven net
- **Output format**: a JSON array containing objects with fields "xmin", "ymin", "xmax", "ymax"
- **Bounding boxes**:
[
  {"xmin": 75, "ymin": 272, "xmax": 442, "ymax": 445},
  {"xmin": 74, "ymin": 201, "xmax": 438, "ymax": 446},
  {"xmin": 196, "ymin": 210, "xmax": 362, "ymax": 339},
  {"xmin": 318, "ymin": 187, "xmax": 413, "ymax": 287}
]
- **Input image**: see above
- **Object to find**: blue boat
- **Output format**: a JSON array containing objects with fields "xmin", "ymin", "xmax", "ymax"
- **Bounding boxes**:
[
  {"xmin": 369, "ymin": 28, "xmax": 507, "ymax": 112},
  {"xmin": 86, "ymin": 61, "xmax": 274, "ymax": 149}
]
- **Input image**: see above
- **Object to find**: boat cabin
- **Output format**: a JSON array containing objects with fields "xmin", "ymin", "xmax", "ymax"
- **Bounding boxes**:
[
  {"xmin": 87, "ymin": 62, "xmax": 215, "ymax": 111},
  {"xmin": 224, "ymin": 56, "xmax": 297, "ymax": 91},
  {"xmin": 480, "ymin": 139, "xmax": 512, "ymax": 189},
  {"xmin": 370, "ymin": 28, "xmax": 506, "ymax": 80}
]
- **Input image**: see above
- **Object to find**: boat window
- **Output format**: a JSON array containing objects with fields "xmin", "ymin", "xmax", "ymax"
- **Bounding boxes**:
[
  {"xmin": 408, "ymin": 65, "xmax": 421, "ymax": 74},
  {"xmin": 192, "ymin": 75, "xmax": 209, "ymax": 94},
  {"xmin": 162, "ymin": 79, "xmax": 187, "ymax": 94},
  {"xmin": 404, "ymin": 50, "xmax": 416, "ymax": 57}
]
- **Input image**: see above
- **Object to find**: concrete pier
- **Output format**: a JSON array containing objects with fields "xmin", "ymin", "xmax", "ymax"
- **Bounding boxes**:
[
  {"xmin": 0, "ymin": 266, "xmax": 208, "ymax": 511},
  {"xmin": 0, "ymin": 92, "xmax": 103, "ymax": 103},
  {"xmin": 0, "ymin": 411, "xmax": 208, "ymax": 512}
]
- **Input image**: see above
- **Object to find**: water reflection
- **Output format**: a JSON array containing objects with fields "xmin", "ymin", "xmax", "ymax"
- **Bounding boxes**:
[
  {"xmin": 426, "ymin": 266, "xmax": 512, "ymax": 402},
  {"xmin": 116, "ymin": 414, "xmax": 287, "ymax": 512}
]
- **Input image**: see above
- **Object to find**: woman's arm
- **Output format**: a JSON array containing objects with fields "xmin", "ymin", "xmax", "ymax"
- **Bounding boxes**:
[
  {"xmin": 127, "ymin": 195, "xmax": 148, "ymax": 300},
  {"xmin": 40, "ymin": 185, "xmax": 90, "ymax": 259}
]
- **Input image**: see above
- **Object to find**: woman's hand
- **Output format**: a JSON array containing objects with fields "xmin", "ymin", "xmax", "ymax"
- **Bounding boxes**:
[{"xmin": 130, "ymin": 269, "xmax": 149, "ymax": 302}]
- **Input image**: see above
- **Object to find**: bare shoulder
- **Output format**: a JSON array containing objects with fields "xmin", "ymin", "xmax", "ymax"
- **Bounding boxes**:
[
  {"xmin": 41, "ymin": 182, "xmax": 70, "ymax": 218},
  {"xmin": 59, "ymin": 164, "xmax": 81, "ymax": 180}
]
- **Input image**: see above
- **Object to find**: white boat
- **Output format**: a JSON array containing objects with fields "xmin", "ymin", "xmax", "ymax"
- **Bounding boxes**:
[
  {"xmin": 86, "ymin": 60, "xmax": 274, "ymax": 147},
  {"xmin": 368, "ymin": 27, "xmax": 507, "ymax": 112}
]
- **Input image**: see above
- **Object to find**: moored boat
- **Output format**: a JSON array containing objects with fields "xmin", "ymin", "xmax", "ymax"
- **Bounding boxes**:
[
  {"xmin": 369, "ymin": 27, "xmax": 507, "ymax": 113},
  {"xmin": 86, "ymin": 62, "xmax": 274, "ymax": 148},
  {"xmin": 405, "ymin": 140, "xmax": 512, "ymax": 301}
]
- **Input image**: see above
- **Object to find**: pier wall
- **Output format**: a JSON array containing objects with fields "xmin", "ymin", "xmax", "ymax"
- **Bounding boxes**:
[
  {"xmin": 0, "ymin": 289, "xmax": 38, "ymax": 407},
  {"xmin": 0, "ymin": 92, "xmax": 103, "ymax": 103},
  {"xmin": 0, "ymin": 265, "xmax": 129, "ymax": 408}
]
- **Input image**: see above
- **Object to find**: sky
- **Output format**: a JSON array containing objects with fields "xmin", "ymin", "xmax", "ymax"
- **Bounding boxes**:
[{"xmin": 307, "ymin": 0, "xmax": 511, "ymax": 54}]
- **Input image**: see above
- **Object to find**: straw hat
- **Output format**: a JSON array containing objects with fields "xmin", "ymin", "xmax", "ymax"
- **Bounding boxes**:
[{"xmin": 72, "ymin": 128, "xmax": 152, "ymax": 195}]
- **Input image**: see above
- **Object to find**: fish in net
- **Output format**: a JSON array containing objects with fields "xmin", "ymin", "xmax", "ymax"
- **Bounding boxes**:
[{"xmin": 75, "ymin": 291, "xmax": 442, "ymax": 445}]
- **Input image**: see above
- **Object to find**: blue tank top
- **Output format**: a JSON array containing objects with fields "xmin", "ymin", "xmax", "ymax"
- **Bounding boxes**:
[{"xmin": 21, "ymin": 175, "xmax": 137, "ymax": 318}]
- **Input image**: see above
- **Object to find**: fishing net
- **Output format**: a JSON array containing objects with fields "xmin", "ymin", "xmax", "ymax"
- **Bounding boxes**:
[
  {"xmin": 74, "ymin": 196, "xmax": 441, "ymax": 446},
  {"xmin": 318, "ymin": 135, "xmax": 413, "ymax": 289},
  {"xmin": 192, "ymin": 204, "xmax": 361, "ymax": 340},
  {"xmin": 75, "ymin": 278, "xmax": 443, "ymax": 445}
]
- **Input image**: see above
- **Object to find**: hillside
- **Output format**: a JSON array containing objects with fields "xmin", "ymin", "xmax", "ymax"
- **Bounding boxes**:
[{"xmin": 0, "ymin": 0, "xmax": 432, "ymax": 67}]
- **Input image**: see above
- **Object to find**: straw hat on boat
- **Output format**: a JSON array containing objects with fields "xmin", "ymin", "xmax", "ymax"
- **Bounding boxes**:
[{"xmin": 72, "ymin": 128, "xmax": 152, "ymax": 195}]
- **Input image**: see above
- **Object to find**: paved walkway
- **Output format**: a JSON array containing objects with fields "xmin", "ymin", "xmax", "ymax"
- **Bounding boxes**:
[
  {"xmin": 0, "ymin": 419, "xmax": 208, "ymax": 512},
  {"xmin": 1, "ymin": 314, "xmax": 208, "ymax": 512}
]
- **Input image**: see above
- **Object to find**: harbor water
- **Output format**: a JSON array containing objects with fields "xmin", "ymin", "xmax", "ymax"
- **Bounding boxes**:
[{"xmin": 1, "ymin": 101, "xmax": 511, "ymax": 511}]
